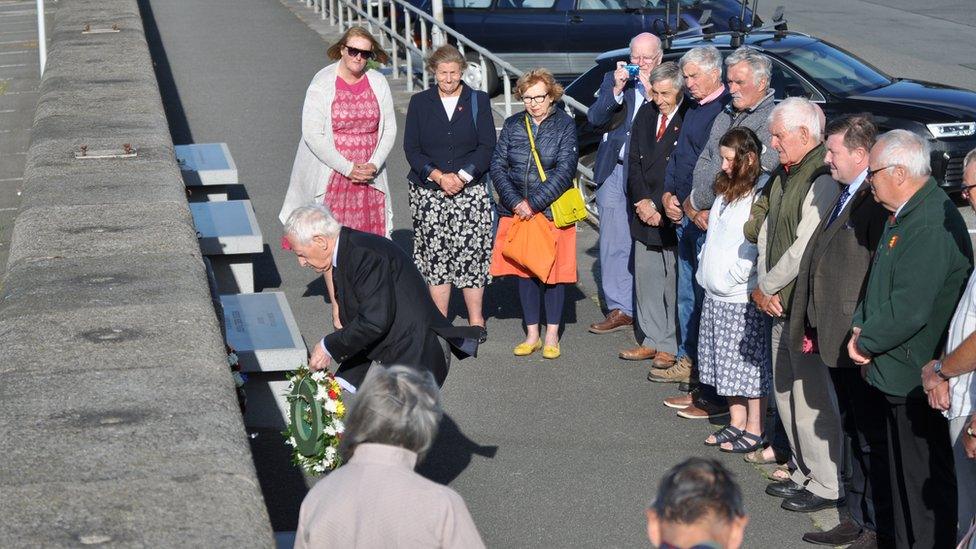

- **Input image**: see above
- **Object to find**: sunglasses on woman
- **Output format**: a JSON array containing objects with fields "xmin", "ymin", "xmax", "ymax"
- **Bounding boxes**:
[{"xmin": 344, "ymin": 45, "xmax": 374, "ymax": 60}]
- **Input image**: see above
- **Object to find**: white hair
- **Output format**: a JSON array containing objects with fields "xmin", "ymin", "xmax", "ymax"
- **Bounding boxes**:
[
  {"xmin": 964, "ymin": 147, "xmax": 976, "ymax": 172},
  {"xmin": 338, "ymin": 365, "xmax": 442, "ymax": 462},
  {"xmin": 725, "ymin": 46, "xmax": 771, "ymax": 89},
  {"xmin": 874, "ymin": 129, "xmax": 932, "ymax": 178},
  {"xmin": 629, "ymin": 32, "xmax": 662, "ymax": 55},
  {"xmin": 649, "ymin": 61, "xmax": 684, "ymax": 91},
  {"xmin": 770, "ymin": 97, "xmax": 823, "ymax": 142},
  {"xmin": 679, "ymin": 46, "xmax": 722, "ymax": 77},
  {"xmin": 283, "ymin": 204, "xmax": 342, "ymax": 245}
]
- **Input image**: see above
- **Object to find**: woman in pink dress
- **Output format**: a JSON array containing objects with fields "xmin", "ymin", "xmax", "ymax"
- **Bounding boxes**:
[{"xmin": 281, "ymin": 26, "xmax": 397, "ymax": 326}]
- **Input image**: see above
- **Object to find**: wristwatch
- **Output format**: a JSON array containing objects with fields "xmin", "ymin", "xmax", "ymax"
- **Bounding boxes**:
[{"xmin": 934, "ymin": 360, "xmax": 951, "ymax": 381}]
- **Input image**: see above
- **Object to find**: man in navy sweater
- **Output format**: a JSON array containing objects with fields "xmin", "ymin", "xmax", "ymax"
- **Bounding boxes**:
[{"xmin": 650, "ymin": 46, "xmax": 730, "ymax": 389}]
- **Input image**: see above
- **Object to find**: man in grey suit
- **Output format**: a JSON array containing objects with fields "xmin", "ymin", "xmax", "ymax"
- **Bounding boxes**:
[{"xmin": 790, "ymin": 115, "xmax": 891, "ymax": 548}]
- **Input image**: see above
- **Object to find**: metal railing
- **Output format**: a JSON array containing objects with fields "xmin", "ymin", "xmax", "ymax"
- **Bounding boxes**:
[{"xmin": 303, "ymin": 0, "xmax": 599, "ymax": 221}]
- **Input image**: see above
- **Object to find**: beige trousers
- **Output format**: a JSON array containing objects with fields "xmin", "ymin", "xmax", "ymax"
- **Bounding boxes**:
[{"xmin": 770, "ymin": 318, "xmax": 844, "ymax": 499}]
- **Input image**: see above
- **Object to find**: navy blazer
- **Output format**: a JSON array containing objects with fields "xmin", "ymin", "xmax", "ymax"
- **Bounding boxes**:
[
  {"xmin": 627, "ymin": 100, "xmax": 686, "ymax": 248},
  {"xmin": 403, "ymin": 84, "xmax": 496, "ymax": 188},
  {"xmin": 587, "ymin": 70, "xmax": 645, "ymax": 188}
]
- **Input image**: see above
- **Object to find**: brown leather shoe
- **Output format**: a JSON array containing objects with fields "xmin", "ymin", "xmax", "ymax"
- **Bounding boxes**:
[
  {"xmin": 589, "ymin": 309, "xmax": 633, "ymax": 334},
  {"xmin": 676, "ymin": 397, "xmax": 730, "ymax": 419},
  {"xmin": 663, "ymin": 393, "xmax": 693, "ymax": 409},
  {"xmin": 619, "ymin": 345, "xmax": 655, "ymax": 360},
  {"xmin": 651, "ymin": 351, "xmax": 677, "ymax": 369}
]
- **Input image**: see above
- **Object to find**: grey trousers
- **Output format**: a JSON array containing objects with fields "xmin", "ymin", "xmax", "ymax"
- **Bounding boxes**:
[
  {"xmin": 634, "ymin": 245, "xmax": 677, "ymax": 354},
  {"xmin": 950, "ymin": 415, "xmax": 976, "ymax": 541},
  {"xmin": 770, "ymin": 318, "xmax": 844, "ymax": 499}
]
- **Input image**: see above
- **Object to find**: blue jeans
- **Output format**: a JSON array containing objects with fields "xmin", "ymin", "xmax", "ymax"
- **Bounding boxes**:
[
  {"xmin": 676, "ymin": 217, "xmax": 723, "ymax": 404},
  {"xmin": 675, "ymin": 217, "xmax": 704, "ymax": 362}
]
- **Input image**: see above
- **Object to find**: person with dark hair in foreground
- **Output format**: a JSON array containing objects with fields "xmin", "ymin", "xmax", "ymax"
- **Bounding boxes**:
[{"xmin": 647, "ymin": 458, "xmax": 749, "ymax": 549}]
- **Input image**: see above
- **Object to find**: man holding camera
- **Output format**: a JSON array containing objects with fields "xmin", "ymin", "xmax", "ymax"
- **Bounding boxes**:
[{"xmin": 587, "ymin": 32, "xmax": 662, "ymax": 339}]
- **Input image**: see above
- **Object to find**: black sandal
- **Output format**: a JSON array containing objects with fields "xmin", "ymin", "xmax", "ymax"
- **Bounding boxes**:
[
  {"xmin": 704, "ymin": 425, "xmax": 744, "ymax": 447},
  {"xmin": 721, "ymin": 431, "xmax": 764, "ymax": 454}
]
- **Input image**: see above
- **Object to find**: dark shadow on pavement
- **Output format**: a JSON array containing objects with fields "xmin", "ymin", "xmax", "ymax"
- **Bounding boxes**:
[
  {"xmin": 137, "ymin": 0, "xmax": 193, "ymax": 145},
  {"xmin": 255, "ymin": 244, "xmax": 284, "ymax": 292},
  {"xmin": 417, "ymin": 414, "xmax": 497, "ymax": 486},
  {"xmin": 248, "ymin": 427, "xmax": 310, "ymax": 532}
]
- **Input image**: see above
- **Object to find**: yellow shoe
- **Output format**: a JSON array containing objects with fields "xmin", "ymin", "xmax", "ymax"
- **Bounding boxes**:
[
  {"xmin": 542, "ymin": 344, "xmax": 561, "ymax": 359},
  {"xmin": 513, "ymin": 341, "xmax": 542, "ymax": 356}
]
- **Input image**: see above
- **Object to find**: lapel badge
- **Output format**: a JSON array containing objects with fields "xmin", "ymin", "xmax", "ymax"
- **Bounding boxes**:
[{"xmin": 888, "ymin": 234, "xmax": 899, "ymax": 249}]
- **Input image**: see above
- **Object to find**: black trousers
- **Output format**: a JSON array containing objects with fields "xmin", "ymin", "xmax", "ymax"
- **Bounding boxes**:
[
  {"xmin": 879, "ymin": 390, "xmax": 957, "ymax": 548},
  {"xmin": 830, "ymin": 369, "xmax": 892, "ymax": 537}
]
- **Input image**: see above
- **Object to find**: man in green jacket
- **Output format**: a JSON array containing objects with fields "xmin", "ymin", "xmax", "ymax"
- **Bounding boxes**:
[{"xmin": 849, "ymin": 129, "xmax": 972, "ymax": 548}]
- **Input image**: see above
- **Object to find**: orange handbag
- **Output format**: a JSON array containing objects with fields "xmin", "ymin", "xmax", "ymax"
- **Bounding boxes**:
[{"xmin": 501, "ymin": 214, "xmax": 557, "ymax": 280}]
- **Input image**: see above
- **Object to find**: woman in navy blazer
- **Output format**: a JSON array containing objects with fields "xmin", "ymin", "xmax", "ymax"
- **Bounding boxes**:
[{"xmin": 403, "ymin": 45, "xmax": 496, "ymax": 337}]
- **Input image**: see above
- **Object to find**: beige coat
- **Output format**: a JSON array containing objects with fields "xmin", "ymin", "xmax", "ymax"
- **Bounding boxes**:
[
  {"xmin": 279, "ymin": 63, "xmax": 397, "ymax": 235},
  {"xmin": 294, "ymin": 443, "xmax": 485, "ymax": 549}
]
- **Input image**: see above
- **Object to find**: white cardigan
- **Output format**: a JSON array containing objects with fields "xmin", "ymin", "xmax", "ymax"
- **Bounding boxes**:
[
  {"xmin": 279, "ymin": 63, "xmax": 397, "ymax": 235},
  {"xmin": 696, "ymin": 189, "xmax": 760, "ymax": 303}
]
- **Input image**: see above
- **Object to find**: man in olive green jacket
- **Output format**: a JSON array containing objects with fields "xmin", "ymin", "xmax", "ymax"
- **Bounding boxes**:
[
  {"xmin": 849, "ymin": 129, "xmax": 973, "ymax": 549},
  {"xmin": 754, "ymin": 98, "xmax": 844, "ymax": 515}
]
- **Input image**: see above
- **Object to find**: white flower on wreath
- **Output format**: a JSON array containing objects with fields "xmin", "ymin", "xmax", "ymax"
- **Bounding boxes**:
[
  {"xmin": 334, "ymin": 420, "xmax": 345, "ymax": 434},
  {"xmin": 324, "ymin": 425, "xmax": 337, "ymax": 437},
  {"xmin": 324, "ymin": 399, "xmax": 338, "ymax": 413},
  {"xmin": 325, "ymin": 446, "xmax": 337, "ymax": 461},
  {"xmin": 287, "ymin": 436, "xmax": 297, "ymax": 448},
  {"xmin": 311, "ymin": 370, "xmax": 327, "ymax": 382}
]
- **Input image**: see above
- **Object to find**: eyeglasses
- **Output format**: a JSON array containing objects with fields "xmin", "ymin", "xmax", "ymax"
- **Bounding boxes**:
[
  {"xmin": 866, "ymin": 165, "xmax": 895, "ymax": 183},
  {"xmin": 961, "ymin": 183, "xmax": 976, "ymax": 195},
  {"xmin": 521, "ymin": 94, "xmax": 549, "ymax": 105},
  {"xmin": 344, "ymin": 45, "xmax": 375, "ymax": 60},
  {"xmin": 630, "ymin": 55, "xmax": 658, "ymax": 62}
]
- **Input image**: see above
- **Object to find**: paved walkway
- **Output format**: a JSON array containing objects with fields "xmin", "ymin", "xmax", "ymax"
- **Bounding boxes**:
[
  {"xmin": 142, "ymin": 0, "xmax": 826, "ymax": 546},
  {"xmin": 0, "ymin": 0, "xmax": 49, "ymax": 270}
]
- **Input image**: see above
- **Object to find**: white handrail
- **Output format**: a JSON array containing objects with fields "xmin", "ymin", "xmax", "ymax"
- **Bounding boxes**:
[{"xmin": 310, "ymin": 0, "xmax": 598, "ymax": 220}]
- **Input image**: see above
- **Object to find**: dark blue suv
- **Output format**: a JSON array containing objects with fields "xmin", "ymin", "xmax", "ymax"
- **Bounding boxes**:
[{"xmin": 405, "ymin": 0, "xmax": 755, "ymax": 93}]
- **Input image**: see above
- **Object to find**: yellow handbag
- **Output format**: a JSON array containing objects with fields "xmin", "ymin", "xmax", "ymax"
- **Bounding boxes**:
[{"xmin": 524, "ymin": 116, "xmax": 588, "ymax": 228}]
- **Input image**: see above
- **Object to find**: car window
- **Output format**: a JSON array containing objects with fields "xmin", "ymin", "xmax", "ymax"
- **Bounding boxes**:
[
  {"xmin": 497, "ymin": 0, "xmax": 556, "ymax": 8},
  {"xmin": 444, "ymin": 0, "xmax": 491, "ymax": 7},
  {"xmin": 777, "ymin": 41, "xmax": 891, "ymax": 96},
  {"xmin": 769, "ymin": 59, "xmax": 824, "ymax": 102}
]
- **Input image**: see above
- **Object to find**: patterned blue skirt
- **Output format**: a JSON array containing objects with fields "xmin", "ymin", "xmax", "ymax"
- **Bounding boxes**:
[{"xmin": 697, "ymin": 296, "xmax": 771, "ymax": 398}]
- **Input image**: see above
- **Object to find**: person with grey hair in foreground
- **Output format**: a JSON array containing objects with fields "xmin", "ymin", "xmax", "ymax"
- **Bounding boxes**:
[
  {"xmin": 848, "ymin": 130, "xmax": 972, "ymax": 548},
  {"xmin": 283, "ymin": 204, "xmax": 482, "ymax": 392},
  {"xmin": 646, "ymin": 457, "xmax": 748, "ymax": 549},
  {"xmin": 294, "ymin": 365, "xmax": 485, "ymax": 549}
]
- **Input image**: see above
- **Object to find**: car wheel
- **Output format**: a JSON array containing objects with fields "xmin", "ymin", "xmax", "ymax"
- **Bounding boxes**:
[{"xmin": 463, "ymin": 51, "xmax": 500, "ymax": 97}]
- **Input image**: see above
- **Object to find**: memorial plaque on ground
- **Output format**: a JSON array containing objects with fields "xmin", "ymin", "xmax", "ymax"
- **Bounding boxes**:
[
  {"xmin": 174, "ymin": 143, "xmax": 238, "ymax": 186},
  {"xmin": 189, "ymin": 200, "xmax": 263, "ymax": 256},
  {"xmin": 221, "ymin": 292, "xmax": 307, "ymax": 372}
]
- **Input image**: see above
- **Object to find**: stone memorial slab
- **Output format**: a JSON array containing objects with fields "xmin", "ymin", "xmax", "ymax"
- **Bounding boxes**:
[
  {"xmin": 221, "ymin": 292, "xmax": 307, "ymax": 373},
  {"xmin": 175, "ymin": 143, "xmax": 238, "ymax": 186},
  {"xmin": 190, "ymin": 200, "xmax": 263, "ymax": 293},
  {"xmin": 189, "ymin": 200, "xmax": 262, "ymax": 255}
]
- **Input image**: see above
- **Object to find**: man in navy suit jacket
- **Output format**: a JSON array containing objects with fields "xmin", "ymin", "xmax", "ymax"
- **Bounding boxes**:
[{"xmin": 587, "ymin": 32, "xmax": 662, "ymax": 336}]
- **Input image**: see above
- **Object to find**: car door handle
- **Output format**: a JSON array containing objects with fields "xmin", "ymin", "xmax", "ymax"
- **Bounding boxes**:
[{"xmin": 570, "ymin": 14, "xmax": 583, "ymax": 23}]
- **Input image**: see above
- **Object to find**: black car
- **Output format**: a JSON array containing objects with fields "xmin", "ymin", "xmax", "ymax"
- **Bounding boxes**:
[
  {"xmin": 402, "ymin": 0, "xmax": 755, "ymax": 94},
  {"xmin": 565, "ymin": 31, "xmax": 976, "ymax": 191}
]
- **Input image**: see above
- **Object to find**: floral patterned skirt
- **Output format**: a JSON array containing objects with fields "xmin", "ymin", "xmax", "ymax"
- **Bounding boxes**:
[
  {"xmin": 697, "ymin": 296, "xmax": 771, "ymax": 398},
  {"xmin": 409, "ymin": 183, "xmax": 493, "ymax": 288}
]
